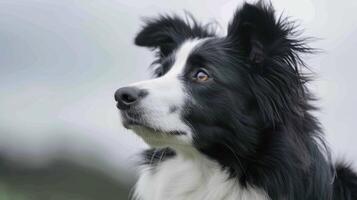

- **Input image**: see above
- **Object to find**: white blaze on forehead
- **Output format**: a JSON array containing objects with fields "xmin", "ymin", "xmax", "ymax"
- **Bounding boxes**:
[
  {"xmin": 166, "ymin": 39, "xmax": 203, "ymax": 76},
  {"xmin": 127, "ymin": 39, "xmax": 204, "ymax": 145}
]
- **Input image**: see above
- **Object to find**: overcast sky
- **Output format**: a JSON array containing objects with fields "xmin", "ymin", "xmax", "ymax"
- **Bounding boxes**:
[{"xmin": 0, "ymin": 0, "xmax": 356, "ymax": 184}]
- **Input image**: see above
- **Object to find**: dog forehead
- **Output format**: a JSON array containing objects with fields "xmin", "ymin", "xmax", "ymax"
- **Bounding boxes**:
[{"xmin": 168, "ymin": 39, "xmax": 204, "ymax": 75}]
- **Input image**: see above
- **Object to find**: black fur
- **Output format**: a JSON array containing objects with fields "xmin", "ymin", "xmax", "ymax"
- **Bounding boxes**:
[
  {"xmin": 141, "ymin": 148, "xmax": 176, "ymax": 167},
  {"xmin": 333, "ymin": 163, "xmax": 357, "ymax": 200},
  {"xmin": 135, "ymin": 14, "xmax": 215, "ymax": 58},
  {"xmin": 134, "ymin": 2, "xmax": 357, "ymax": 199}
]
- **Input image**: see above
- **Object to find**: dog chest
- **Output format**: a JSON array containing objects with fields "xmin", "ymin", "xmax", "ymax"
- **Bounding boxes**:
[{"xmin": 133, "ymin": 155, "xmax": 269, "ymax": 200}]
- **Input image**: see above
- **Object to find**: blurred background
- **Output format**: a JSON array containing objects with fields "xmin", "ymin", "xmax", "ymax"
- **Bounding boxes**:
[{"xmin": 0, "ymin": 0, "xmax": 356, "ymax": 199}]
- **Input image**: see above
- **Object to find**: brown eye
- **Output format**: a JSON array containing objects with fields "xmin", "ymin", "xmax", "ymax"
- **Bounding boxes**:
[
  {"xmin": 155, "ymin": 67, "xmax": 164, "ymax": 77},
  {"xmin": 194, "ymin": 70, "xmax": 210, "ymax": 82}
]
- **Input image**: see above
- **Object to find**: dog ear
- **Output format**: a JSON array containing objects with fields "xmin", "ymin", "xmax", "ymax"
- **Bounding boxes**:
[
  {"xmin": 227, "ymin": 2, "xmax": 298, "ymax": 66},
  {"xmin": 135, "ymin": 15, "xmax": 214, "ymax": 57},
  {"xmin": 227, "ymin": 2, "xmax": 314, "ymax": 125}
]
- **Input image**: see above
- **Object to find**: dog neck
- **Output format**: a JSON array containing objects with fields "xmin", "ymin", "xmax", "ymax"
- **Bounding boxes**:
[{"xmin": 132, "ymin": 148, "xmax": 269, "ymax": 200}]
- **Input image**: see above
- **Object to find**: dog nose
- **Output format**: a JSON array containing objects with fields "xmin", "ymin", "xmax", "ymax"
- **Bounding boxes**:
[{"xmin": 115, "ymin": 87, "xmax": 146, "ymax": 110}]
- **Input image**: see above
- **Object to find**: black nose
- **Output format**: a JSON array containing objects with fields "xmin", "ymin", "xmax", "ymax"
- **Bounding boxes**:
[{"xmin": 114, "ymin": 87, "xmax": 146, "ymax": 110}]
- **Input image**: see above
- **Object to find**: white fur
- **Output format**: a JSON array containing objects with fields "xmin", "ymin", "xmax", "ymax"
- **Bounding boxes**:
[
  {"xmin": 133, "ymin": 150, "xmax": 269, "ymax": 200},
  {"xmin": 127, "ymin": 40, "xmax": 203, "ymax": 146},
  {"xmin": 128, "ymin": 39, "xmax": 269, "ymax": 200}
]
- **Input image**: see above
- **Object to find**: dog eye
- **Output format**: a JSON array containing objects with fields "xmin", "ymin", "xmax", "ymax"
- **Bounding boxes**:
[
  {"xmin": 157, "ymin": 71, "xmax": 163, "ymax": 77},
  {"xmin": 155, "ymin": 67, "xmax": 164, "ymax": 77},
  {"xmin": 194, "ymin": 69, "xmax": 210, "ymax": 82}
]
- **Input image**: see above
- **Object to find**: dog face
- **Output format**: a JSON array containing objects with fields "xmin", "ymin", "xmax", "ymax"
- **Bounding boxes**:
[
  {"xmin": 116, "ymin": 36, "xmax": 254, "ymax": 147},
  {"xmin": 116, "ymin": 39, "xmax": 207, "ymax": 147},
  {"xmin": 115, "ymin": 3, "xmax": 309, "ymax": 155}
]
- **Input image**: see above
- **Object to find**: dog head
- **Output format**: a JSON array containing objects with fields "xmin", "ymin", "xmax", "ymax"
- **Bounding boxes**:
[{"xmin": 115, "ymin": 2, "xmax": 310, "ymax": 155}]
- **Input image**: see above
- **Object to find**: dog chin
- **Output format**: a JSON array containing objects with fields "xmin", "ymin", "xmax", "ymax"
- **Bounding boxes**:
[
  {"xmin": 124, "ymin": 124, "xmax": 189, "ymax": 148},
  {"xmin": 129, "ymin": 125, "xmax": 171, "ymax": 147},
  {"xmin": 120, "ymin": 112, "xmax": 191, "ymax": 147}
]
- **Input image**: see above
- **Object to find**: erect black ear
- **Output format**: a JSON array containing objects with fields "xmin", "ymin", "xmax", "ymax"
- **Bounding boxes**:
[
  {"xmin": 135, "ymin": 15, "xmax": 214, "ymax": 57},
  {"xmin": 227, "ymin": 2, "xmax": 301, "ymax": 66},
  {"xmin": 227, "ymin": 2, "xmax": 314, "ymax": 125}
]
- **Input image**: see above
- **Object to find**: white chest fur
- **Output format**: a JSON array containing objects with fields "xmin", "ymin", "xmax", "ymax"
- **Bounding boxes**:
[{"xmin": 133, "ymin": 154, "xmax": 269, "ymax": 200}]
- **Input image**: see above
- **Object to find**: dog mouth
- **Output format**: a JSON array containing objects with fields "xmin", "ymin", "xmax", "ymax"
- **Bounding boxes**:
[
  {"xmin": 120, "ymin": 111, "xmax": 186, "ymax": 135},
  {"xmin": 121, "ymin": 111, "xmax": 150, "ymax": 129}
]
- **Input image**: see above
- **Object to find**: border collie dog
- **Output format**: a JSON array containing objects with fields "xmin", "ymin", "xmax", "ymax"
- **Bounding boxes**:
[{"xmin": 115, "ymin": 2, "xmax": 357, "ymax": 200}]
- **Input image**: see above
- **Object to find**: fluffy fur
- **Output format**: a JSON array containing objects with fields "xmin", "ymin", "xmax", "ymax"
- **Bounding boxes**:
[{"xmin": 115, "ymin": 2, "xmax": 357, "ymax": 200}]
